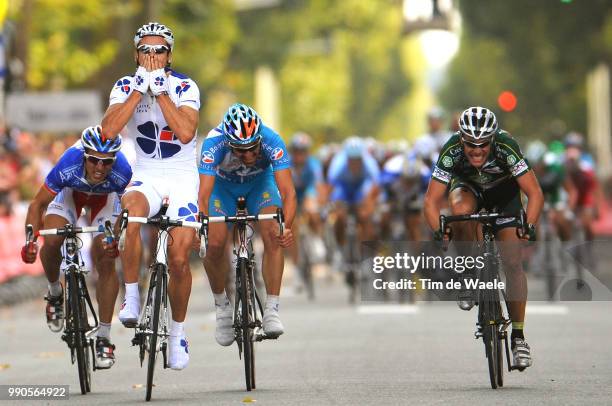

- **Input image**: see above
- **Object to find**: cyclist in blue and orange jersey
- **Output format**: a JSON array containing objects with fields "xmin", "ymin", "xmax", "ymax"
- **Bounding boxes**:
[
  {"xmin": 563, "ymin": 132, "xmax": 604, "ymax": 272},
  {"xmin": 287, "ymin": 132, "xmax": 326, "ymax": 283},
  {"xmin": 198, "ymin": 103, "xmax": 296, "ymax": 345},
  {"xmin": 380, "ymin": 151, "xmax": 431, "ymax": 241},
  {"xmin": 424, "ymin": 107, "xmax": 544, "ymax": 369},
  {"xmin": 327, "ymin": 136, "xmax": 381, "ymax": 249},
  {"xmin": 21, "ymin": 126, "xmax": 131, "ymax": 370},
  {"xmin": 101, "ymin": 22, "xmax": 200, "ymax": 370}
]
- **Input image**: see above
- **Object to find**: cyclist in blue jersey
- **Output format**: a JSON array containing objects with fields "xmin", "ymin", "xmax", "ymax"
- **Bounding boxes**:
[
  {"xmin": 287, "ymin": 132, "xmax": 325, "ymax": 292},
  {"xmin": 198, "ymin": 103, "xmax": 296, "ymax": 344},
  {"xmin": 327, "ymin": 136, "xmax": 381, "ymax": 247},
  {"xmin": 101, "ymin": 22, "xmax": 200, "ymax": 370},
  {"xmin": 21, "ymin": 126, "xmax": 131, "ymax": 370}
]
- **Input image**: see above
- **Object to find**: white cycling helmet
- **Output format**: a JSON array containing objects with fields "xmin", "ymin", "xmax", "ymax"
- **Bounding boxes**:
[
  {"xmin": 525, "ymin": 140, "xmax": 547, "ymax": 164},
  {"xmin": 458, "ymin": 106, "xmax": 498, "ymax": 141},
  {"xmin": 134, "ymin": 22, "xmax": 174, "ymax": 49}
]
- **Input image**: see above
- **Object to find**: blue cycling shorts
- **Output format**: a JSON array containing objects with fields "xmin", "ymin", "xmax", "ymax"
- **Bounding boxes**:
[
  {"xmin": 330, "ymin": 179, "xmax": 377, "ymax": 205},
  {"xmin": 209, "ymin": 173, "xmax": 283, "ymax": 219}
]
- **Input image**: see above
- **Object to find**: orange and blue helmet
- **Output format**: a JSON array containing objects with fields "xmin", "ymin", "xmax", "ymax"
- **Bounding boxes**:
[{"xmin": 223, "ymin": 103, "xmax": 262, "ymax": 147}]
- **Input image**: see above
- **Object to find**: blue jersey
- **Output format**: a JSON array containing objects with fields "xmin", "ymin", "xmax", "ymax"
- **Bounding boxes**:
[
  {"xmin": 198, "ymin": 124, "xmax": 292, "ymax": 184},
  {"xmin": 292, "ymin": 156, "xmax": 323, "ymax": 203},
  {"xmin": 44, "ymin": 143, "xmax": 133, "ymax": 196},
  {"xmin": 327, "ymin": 150, "xmax": 380, "ymax": 188}
]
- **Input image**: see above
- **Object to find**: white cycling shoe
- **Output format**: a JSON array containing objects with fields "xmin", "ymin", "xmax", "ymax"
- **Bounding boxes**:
[
  {"xmin": 262, "ymin": 309, "xmax": 284, "ymax": 338},
  {"xmin": 215, "ymin": 304, "xmax": 235, "ymax": 346},
  {"xmin": 168, "ymin": 334, "xmax": 189, "ymax": 370},
  {"xmin": 118, "ymin": 298, "xmax": 140, "ymax": 328}
]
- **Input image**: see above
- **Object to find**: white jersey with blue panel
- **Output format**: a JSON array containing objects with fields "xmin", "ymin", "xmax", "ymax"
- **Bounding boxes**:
[
  {"xmin": 108, "ymin": 68, "xmax": 200, "ymax": 169},
  {"xmin": 198, "ymin": 124, "xmax": 292, "ymax": 183}
]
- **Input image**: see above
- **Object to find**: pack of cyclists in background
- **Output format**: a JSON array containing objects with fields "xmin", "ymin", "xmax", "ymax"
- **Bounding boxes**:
[{"xmin": 21, "ymin": 126, "xmax": 131, "ymax": 369}]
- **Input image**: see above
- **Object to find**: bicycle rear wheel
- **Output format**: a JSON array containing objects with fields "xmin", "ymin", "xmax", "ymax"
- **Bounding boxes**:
[
  {"xmin": 239, "ymin": 259, "xmax": 255, "ymax": 391},
  {"xmin": 146, "ymin": 264, "xmax": 164, "ymax": 401},
  {"xmin": 69, "ymin": 270, "xmax": 91, "ymax": 394}
]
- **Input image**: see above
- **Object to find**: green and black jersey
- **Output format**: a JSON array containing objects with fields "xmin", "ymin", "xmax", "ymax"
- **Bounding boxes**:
[{"xmin": 431, "ymin": 130, "xmax": 530, "ymax": 190}]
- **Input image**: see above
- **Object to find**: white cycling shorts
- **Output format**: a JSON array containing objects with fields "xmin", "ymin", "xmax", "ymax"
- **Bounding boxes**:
[
  {"xmin": 124, "ymin": 165, "xmax": 199, "ymax": 220},
  {"xmin": 46, "ymin": 188, "xmax": 121, "ymax": 236}
]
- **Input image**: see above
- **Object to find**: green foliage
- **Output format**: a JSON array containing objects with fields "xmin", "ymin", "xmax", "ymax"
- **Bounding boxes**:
[{"xmin": 441, "ymin": 0, "xmax": 612, "ymax": 139}]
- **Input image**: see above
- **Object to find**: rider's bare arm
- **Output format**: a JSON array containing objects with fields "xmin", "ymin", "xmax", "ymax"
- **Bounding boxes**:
[
  {"xmin": 156, "ymin": 102, "xmax": 199, "ymax": 144},
  {"xmin": 198, "ymin": 174, "xmax": 216, "ymax": 217},
  {"xmin": 100, "ymin": 93, "xmax": 143, "ymax": 139},
  {"xmin": 25, "ymin": 186, "xmax": 56, "ymax": 234},
  {"xmin": 274, "ymin": 168, "xmax": 297, "ymax": 229},
  {"xmin": 423, "ymin": 179, "xmax": 448, "ymax": 231},
  {"xmin": 517, "ymin": 170, "xmax": 544, "ymax": 225}
]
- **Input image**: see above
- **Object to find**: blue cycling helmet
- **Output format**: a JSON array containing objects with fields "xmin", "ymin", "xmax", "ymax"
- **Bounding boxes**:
[
  {"xmin": 81, "ymin": 125, "xmax": 122, "ymax": 154},
  {"xmin": 223, "ymin": 103, "xmax": 262, "ymax": 147},
  {"xmin": 343, "ymin": 136, "xmax": 364, "ymax": 158}
]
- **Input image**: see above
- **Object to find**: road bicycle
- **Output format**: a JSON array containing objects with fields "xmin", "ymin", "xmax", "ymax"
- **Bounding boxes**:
[
  {"xmin": 117, "ymin": 199, "xmax": 205, "ymax": 401},
  {"xmin": 199, "ymin": 196, "xmax": 284, "ymax": 391},
  {"xmin": 439, "ymin": 210, "xmax": 529, "ymax": 389},
  {"xmin": 26, "ymin": 220, "xmax": 115, "ymax": 394}
]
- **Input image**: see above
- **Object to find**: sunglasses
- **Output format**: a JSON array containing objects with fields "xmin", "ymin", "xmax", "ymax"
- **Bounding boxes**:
[
  {"xmin": 231, "ymin": 143, "xmax": 260, "ymax": 154},
  {"xmin": 462, "ymin": 139, "xmax": 491, "ymax": 149},
  {"xmin": 84, "ymin": 153, "xmax": 116, "ymax": 166},
  {"xmin": 137, "ymin": 44, "xmax": 170, "ymax": 55}
]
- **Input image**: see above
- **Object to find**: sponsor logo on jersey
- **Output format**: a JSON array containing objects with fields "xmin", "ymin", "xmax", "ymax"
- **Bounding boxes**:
[
  {"xmin": 511, "ymin": 159, "xmax": 528, "ymax": 177},
  {"xmin": 201, "ymin": 151, "xmax": 214, "ymax": 164},
  {"xmin": 507, "ymin": 155, "xmax": 517, "ymax": 165},
  {"xmin": 136, "ymin": 122, "xmax": 181, "ymax": 159},
  {"xmin": 272, "ymin": 147, "xmax": 284, "ymax": 161},
  {"xmin": 127, "ymin": 181, "xmax": 143, "ymax": 188},
  {"xmin": 116, "ymin": 78, "xmax": 131, "ymax": 94},
  {"xmin": 214, "ymin": 199, "xmax": 221, "ymax": 208},
  {"xmin": 177, "ymin": 203, "xmax": 198, "ymax": 222},
  {"xmin": 442, "ymin": 156, "xmax": 453, "ymax": 168},
  {"xmin": 135, "ymin": 75, "xmax": 144, "ymax": 86},
  {"xmin": 432, "ymin": 166, "xmax": 451, "ymax": 183},
  {"xmin": 175, "ymin": 81, "xmax": 191, "ymax": 97},
  {"xmin": 263, "ymin": 191, "xmax": 270, "ymax": 199},
  {"xmin": 154, "ymin": 76, "xmax": 165, "ymax": 86}
]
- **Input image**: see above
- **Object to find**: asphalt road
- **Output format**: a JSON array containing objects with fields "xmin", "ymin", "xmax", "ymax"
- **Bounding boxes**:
[{"xmin": 1, "ymin": 266, "xmax": 611, "ymax": 405}]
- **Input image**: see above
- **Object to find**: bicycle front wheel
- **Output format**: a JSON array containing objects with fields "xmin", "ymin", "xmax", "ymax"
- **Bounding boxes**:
[
  {"xmin": 480, "ymin": 290, "xmax": 503, "ymax": 389},
  {"xmin": 69, "ymin": 270, "xmax": 91, "ymax": 394},
  {"xmin": 239, "ymin": 259, "xmax": 255, "ymax": 391},
  {"xmin": 146, "ymin": 264, "xmax": 164, "ymax": 401}
]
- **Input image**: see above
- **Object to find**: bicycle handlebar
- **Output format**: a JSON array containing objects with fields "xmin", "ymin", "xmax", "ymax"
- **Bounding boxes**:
[
  {"xmin": 439, "ymin": 210, "xmax": 527, "ymax": 240},
  {"xmin": 28, "ymin": 221, "xmax": 115, "ymax": 241}
]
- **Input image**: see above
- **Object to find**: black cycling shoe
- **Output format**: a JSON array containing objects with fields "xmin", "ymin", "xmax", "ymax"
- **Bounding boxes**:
[
  {"xmin": 44, "ymin": 288, "xmax": 64, "ymax": 333},
  {"xmin": 95, "ymin": 337, "xmax": 116, "ymax": 369}
]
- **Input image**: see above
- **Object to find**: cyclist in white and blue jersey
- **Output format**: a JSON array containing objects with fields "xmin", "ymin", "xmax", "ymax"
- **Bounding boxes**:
[
  {"xmin": 198, "ymin": 103, "xmax": 296, "ymax": 345},
  {"xmin": 21, "ymin": 126, "xmax": 131, "ymax": 370},
  {"xmin": 327, "ymin": 136, "xmax": 381, "ymax": 247},
  {"xmin": 101, "ymin": 22, "xmax": 200, "ymax": 370}
]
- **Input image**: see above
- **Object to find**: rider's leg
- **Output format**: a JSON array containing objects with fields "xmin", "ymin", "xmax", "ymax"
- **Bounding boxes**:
[
  {"xmin": 497, "ymin": 226, "xmax": 532, "ymax": 368},
  {"xmin": 165, "ymin": 227, "xmax": 194, "ymax": 369},
  {"xmin": 91, "ymin": 234, "xmax": 119, "ymax": 368},
  {"xmin": 117, "ymin": 190, "xmax": 150, "ymax": 325},
  {"xmin": 203, "ymin": 222, "xmax": 234, "ymax": 346},
  {"xmin": 259, "ymin": 205, "xmax": 285, "ymax": 336},
  {"xmin": 39, "ymin": 214, "xmax": 69, "ymax": 332},
  {"xmin": 448, "ymin": 188, "xmax": 479, "ymax": 310}
]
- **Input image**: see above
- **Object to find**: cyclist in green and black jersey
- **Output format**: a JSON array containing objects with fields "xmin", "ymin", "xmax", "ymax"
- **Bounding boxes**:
[{"xmin": 424, "ymin": 106, "xmax": 544, "ymax": 370}]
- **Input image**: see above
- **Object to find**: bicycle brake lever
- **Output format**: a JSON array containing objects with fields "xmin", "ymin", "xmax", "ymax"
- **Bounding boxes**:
[
  {"xmin": 118, "ymin": 209, "xmax": 129, "ymax": 251},
  {"xmin": 103, "ymin": 220, "xmax": 114, "ymax": 245}
]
